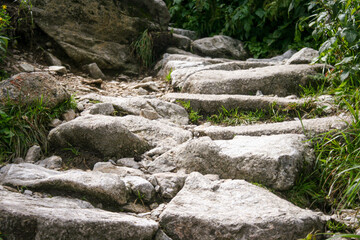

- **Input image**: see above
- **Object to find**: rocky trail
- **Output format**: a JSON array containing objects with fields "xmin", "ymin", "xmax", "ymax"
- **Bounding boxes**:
[{"xmin": 0, "ymin": 1, "xmax": 355, "ymax": 239}]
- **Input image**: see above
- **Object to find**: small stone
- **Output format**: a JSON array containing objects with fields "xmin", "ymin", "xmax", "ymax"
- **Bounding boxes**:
[
  {"xmin": 19, "ymin": 63, "xmax": 35, "ymax": 72},
  {"xmin": 140, "ymin": 77, "xmax": 153, "ymax": 83},
  {"xmin": 83, "ymin": 63, "xmax": 106, "ymax": 79},
  {"xmin": 134, "ymin": 87, "xmax": 148, "ymax": 95},
  {"xmin": 23, "ymin": 190, "xmax": 33, "ymax": 196},
  {"xmin": 62, "ymin": 109, "xmax": 76, "ymax": 122},
  {"xmin": 116, "ymin": 158, "xmax": 140, "ymax": 169},
  {"xmin": 76, "ymin": 103, "xmax": 85, "ymax": 112},
  {"xmin": 35, "ymin": 156, "xmax": 62, "ymax": 169},
  {"xmin": 140, "ymin": 109, "xmax": 160, "ymax": 120},
  {"xmin": 49, "ymin": 119, "xmax": 62, "ymax": 128},
  {"xmin": 44, "ymin": 52, "xmax": 62, "ymax": 66},
  {"xmin": 88, "ymin": 103, "xmax": 115, "ymax": 116},
  {"xmin": 48, "ymin": 66, "xmax": 67, "ymax": 75},
  {"xmin": 13, "ymin": 157, "xmax": 25, "ymax": 164},
  {"xmin": 256, "ymin": 90, "xmax": 263, "ymax": 96},
  {"xmin": 25, "ymin": 145, "xmax": 41, "ymax": 163},
  {"xmin": 286, "ymin": 95, "xmax": 298, "ymax": 99},
  {"xmin": 155, "ymin": 230, "xmax": 172, "ymax": 240},
  {"xmin": 150, "ymin": 203, "xmax": 159, "ymax": 210}
]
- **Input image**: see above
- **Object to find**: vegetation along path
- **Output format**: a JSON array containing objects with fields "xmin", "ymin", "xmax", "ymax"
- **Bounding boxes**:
[{"xmin": 0, "ymin": 0, "xmax": 359, "ymax": 239}]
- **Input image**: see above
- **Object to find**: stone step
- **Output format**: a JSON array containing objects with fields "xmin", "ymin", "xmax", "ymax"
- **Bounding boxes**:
[
  {"xmin": 160, "ymin": 172, "xmax": 326, "ymax": 240},
  {"xmin": 163, "ymin": 92, "xmax": 307, "ymax": 115},
  {"xmin": 0, "ymin": 185, "xmax": 158, "ymax": 239},
  {"xmin": 181, "ymin": 64, "xmax": 325, "ymax": 96},
  {"xmin": 148, "ymin": 134, "xmax": 313, "ymax": 190},
  {"xmin": 194, "ymin": 115, "xmax": 351, "ymax": 140}
]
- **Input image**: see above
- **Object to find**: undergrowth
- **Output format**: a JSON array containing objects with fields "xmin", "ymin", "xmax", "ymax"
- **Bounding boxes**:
[
  {"xmin": 0, "ymin": 96, "xmax": 76, "ymax": 164},
  {"xmin": 131, "ymin": 29, "xmax": 154, "ymax": 69}
]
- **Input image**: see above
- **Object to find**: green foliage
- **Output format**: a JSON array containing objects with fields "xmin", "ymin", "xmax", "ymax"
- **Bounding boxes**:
[
  {"xmin": 309, "ymin": 0, "xmax": 360, "ymax": 92},
  {"xmin": 165, "ymin": 68, "xmax": 173, "ymax": 82},
  {"xmin": 177, "ymin": 100, "xmax": 203, "ymax": 124},
  {"xmin": 0, "ymin": 96, "xmax": 77, "ymax": 163},
  {"xmin": 0, "ymin": 4, "xmax": 11, "ymax": 62},
  {"xmin": 131, "ymin": 29, "xmax": 154, "ymax": 69},
  {"xmin": 166, "ymin": 0, "xmax": 315, "ymax": 57}
]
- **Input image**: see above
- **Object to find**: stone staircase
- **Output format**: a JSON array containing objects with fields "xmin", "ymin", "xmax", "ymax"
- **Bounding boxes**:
[{"xmin": 0, "ymin": 47, "xmax": 351, "ymax": 239}]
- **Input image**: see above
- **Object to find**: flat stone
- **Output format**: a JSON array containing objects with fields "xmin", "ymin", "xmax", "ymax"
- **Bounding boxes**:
[
  {"xmin": 93, "ymin": 162, "xmax": 146, "ymax": 178},
  {"xmin": 181, "ymin": 64, "xmax": 324, "ymax": 96},
  {"xmin": 79, "ymin": 94, "xmax": 189, "ymax": 125},
  {"xmin": 48, "ymin": 66, "xmax": 67, "ymax": 75},
  {"xmin": 123, "ymin": 176, "xmax": 155, "ymax": 202},
  {"xmin": 160, "ymin": 172, "xmax": 326, "ymax": 240},
  {"xmin": 148, "ymin": 134, "xmax": 314, "ymax": 190},
  {"xmin": 286, "ymin": 47, "xmax": 319, "ymax": 65},
  {"xmin": 163, "ymin": 93, "xmax": 307, "ymax": 115},
  {"xmin": 19, "ymin": 63, "xmax": 35, "ymax": 72},
  {"xmin": 84, "ymin": 103, "xmax": 115, "ymax": 116},
  {"xmin": 0, "ymin": 163, "xmax": 127, "ymax": 205},
  {"xmin": 48, "ymin": 115, "xmax": 150, "ymax": 158},
  {"xmin": 169, "ymin": 27, "xmax": 198, "ymax": 40},
  {"xmin": 0, "ymin": 186, "xmax": 158, "ymax": 240},
  {"xmin": 35, "ymin": 155, "xmax": 62, "ymax": 169},
  {"xmin": 194, "ymin": 115, "xmax": 351, "ymax": 140}
]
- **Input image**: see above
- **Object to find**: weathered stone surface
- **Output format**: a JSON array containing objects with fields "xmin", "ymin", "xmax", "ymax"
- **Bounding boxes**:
[
  {"xmin": 160, "ymin": 172, "xmax": 326, "ymax": 240},
  {"xmin": 62, "ymin": 109, "xmax": 76, "ymax": 122},
  {"xmin": 194, "ymin": 115, "xmax": 351, "ymax": 140},
  {"xmin": 149, "ymin": 134, "xmax": 313, "ymax": 190},
  {"xmin": 181, "ymin": 64, "xmax": 324, "ymax": 96},
  {"xmin": 44, "ymin": 51, "xmax": 62, "ymax": 66},
  {"xmin": 83, "ymin": 63, "xmax": 106, "ymax": 79},
  {"xmin": 117, "ymin": 115, "xmax": 192, "ymax": 151},
  {"xmin": 169, "ymin": 27, "xmax": 198, "ymax": 40},
  {"xmin": 117, "ymin": 158, "xmax": 141, "ymax": 169},
  {"xmin": 93, "ymin": 162, "xmax": 146, "ymax": 178},
  {"xmin": 19, "ymin": 63, "xmax": 35, "ymax": 72},
  {"xmin": 79, "ymin": 94, "xmax": 189, "ymax": 125},
  {"xmin": 153, "ymin": 172, "xmax": 187, "ymax": 199},
  {"xmin": 191, "ymin": 35, "xmax": 248, "ymax": 60},
  {"xmin": 48, "ymin": 66, "xmax": 67, "ymax": 75},
  {"xmin": 247, "ymin": 49, "xmax": 297, "ymax": 63},
  {"xmin": 83, "ymin": 103, "xmax": 115, "ymax": 116},
  {"xmin": 35, "ymin": 155, "xmax": 62, "ymax": 169},
  {"xmin": 286, "ymin": 47, "xmax": 319, "ymax": 65},
  {"xmin": 0, "ymin": 72, "xmax": 70, "ymax": 107},
  {"xmin": 25, "ymin": 145, "xmax": 41, "ymax": 163},
  {"xmin": 123, "ymin": 176, "xmax": 155, "ymax": 202},
  {"xmin": 163, "ymin": 93, "xmax": 307, "ymax": 115},
  {"xmin": 0, "ymin": 163, "xmax": 127, "ymax": 205},
  {"xmin": 170, "ymin": 34, "xmax": 192, "ymax": 51},
  {"xmin": 0, "ymin": 186, "xmax": 158, "ymax": 240},
  {"xmin": 165, "ymin": 47, "xmax": 199, "ymax": 56},
  {"xmin": 31, "ymin": 0, "xmax": 170, "ymax": 71},
  {"xmin": 48, "ymin": 115, "xmax": 150, "ymax": 158}
]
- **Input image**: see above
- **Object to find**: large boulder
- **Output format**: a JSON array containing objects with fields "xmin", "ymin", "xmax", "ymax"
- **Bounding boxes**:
[
  {"xmin": 31, "ymin": 0, "xmax": 170, "ymax": 71},
  {"xmin": 191, "ymin": 35, "xmax": 248, "ymax": 60},
  {"xmin": 0, "ymin": 163, "xmax": 128, "ymax": 206},
  {"xmin": 148, "ymin": 135, "xmax": 314, "ymax": 190},
  {"xmin": 0, "ymin": 72, "xmax": 70, "ymax": 107},
  {"xmin": 48, "ymin": 115, "xmax": 150, "ymax": 158},
  {"xmin": 160, "ymin": 172, "xmax": 326, "ymax": 240},
  {"xmin": 181, "ymin": 64, "xmax": 325, "ymax": 96},
  {"xmin": 0, "ymin": 186, "xmax": 158, "ymax": 240}
]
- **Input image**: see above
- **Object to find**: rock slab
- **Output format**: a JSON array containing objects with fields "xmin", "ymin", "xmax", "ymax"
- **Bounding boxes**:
[{"xmin": 160, "ymin": 172, "xmax": 326, "ymax": 240}]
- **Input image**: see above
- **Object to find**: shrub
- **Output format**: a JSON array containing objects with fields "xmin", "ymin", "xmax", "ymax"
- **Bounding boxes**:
[{"xmin": 0, "ymin": 4, "xmax": 11, "ymax": 62}]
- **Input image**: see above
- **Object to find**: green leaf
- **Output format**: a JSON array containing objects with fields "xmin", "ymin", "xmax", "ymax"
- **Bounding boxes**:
[
  {"xmin": 344, "ymin": 30, "xmax": 358, "ymax": 43},
  {"xmin": 255, "ymin": 8, "xmax": 265, "ymax": 18}
]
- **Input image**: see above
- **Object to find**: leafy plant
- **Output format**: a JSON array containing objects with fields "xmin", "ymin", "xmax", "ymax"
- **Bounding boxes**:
[
  {"xmin": 166, "ymin": 68, "xmax": 173, "ymax": 82},
  {"xmin": 0, "ymin": 4, "xmax": 11, "ymax": 62},
  {"xmin": 0, "ymin": 96, "xmax": 76, "ymax": 163},
  {"xmin": 131, "ymin": 29, "xmax": 154, "ymax": 69},
  {"xmin": 177, "ymin": 100, "xmax": 203, "ymax": 124}
]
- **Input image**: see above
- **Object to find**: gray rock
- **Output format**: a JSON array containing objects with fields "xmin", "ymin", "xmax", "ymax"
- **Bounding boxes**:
[
  {"xmin": 83, "ymin": 63, "xmax": 106, "ymax": 80},
  {"xmin": 79, "ymin": 94, "xmax": 189, "ymax": 125},
  {"xmin": 44, "ymin": 51, "xmax": 62, "ymax": 66},
  {"xmin": 117, "ymin": 115, "xmax": 192, "ymax": 151},
  {"xmin": 169, "ymin": 27, "xmax": 198, "ymax": 40},
  {"xmin": 160, "ymin": 172, "xmax": 326, "ymax": 240},
  {"xmin": 0, "ymin": 163, "xmax": 127, "ymax": 206},
  {"xmin": 181, "ymin": 64, "xmax": 325, "ymax": 96},
  {"xmin": 165, "ymin": 47, "xmax": 199, "ymax": 56},
  {"xmin": 123, "ymin": 176, "xmax": 155, "ymax": 202},
  {"xmin": 117, "ymin": 158, "xmax": 141, "ymax": 169},
  {"xmin": 247, "ymin": 49, "xmax": 297, "ymax": 63},
  {"xmin": 0, "ymin": 186, "xmax": 158, "ymax": 240},
  {"xmin": 48, "ymin": 115, "xmax": 150, "ymax": 158},
  {"xmin": 194, "ymin": 115, "xmax": 351, "ymax": 140},
  {"xmin": 19, "ymin": 63, "xmax": 35, "ymax": 72},
  {"xmin": 86, "ymin": 103, "xmax": 115, "ymax": 116},
  {"xmin": 48, "ymin": 66, "xmax": 67, "ymax": 75},
  {"xmin": 155, "ymin": 230, "xmax": 173, "ymax": 240},
  {"xmin": 62, "ymin": 109, "xmax": 76, "ymax": 121},
  {"xmin": 31, "ymin": 0, "xmax": 170, "ymax": 71},
  {"xmin": 49, "ymin": 118, "xmax": 62, "ymax": 128},
  {"xmin": 191, "ymin": 35, "xmax": 248, "ymax": 60},
  {"xmin": 163, "ymin": 93, "xmax": 307, "ymax": 115},
  {"xmin": 149, "ymin": 134, "xmax": 314, "ymax": 190},
  {"xmin": 93, "ymin": 162, "xmax": 146, "ymax": 178},
  {"xmin": 0, "ymin": 72, "xmax": 70, "ymax": 107},
  {"xmin": 35, "ymin": 155, "xmax": 62, "ymax": 169},
  {"xmin": 286, "ymin": 47, "xmax": 319, "ymax": 64},
  {"xmin": 25, "ymin": 145, "xmax": 41, "ymax": 163},
  {"xmin": 171, "ymin": 33, "xmax": 192, "ymax": 51},
  {"xmin": 12, "ymin": 157, "xmax": 25, "ymax": 164},
  {"xmin": 153, "ymin": 172, "xmax": 187, "ymax": 199}
]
